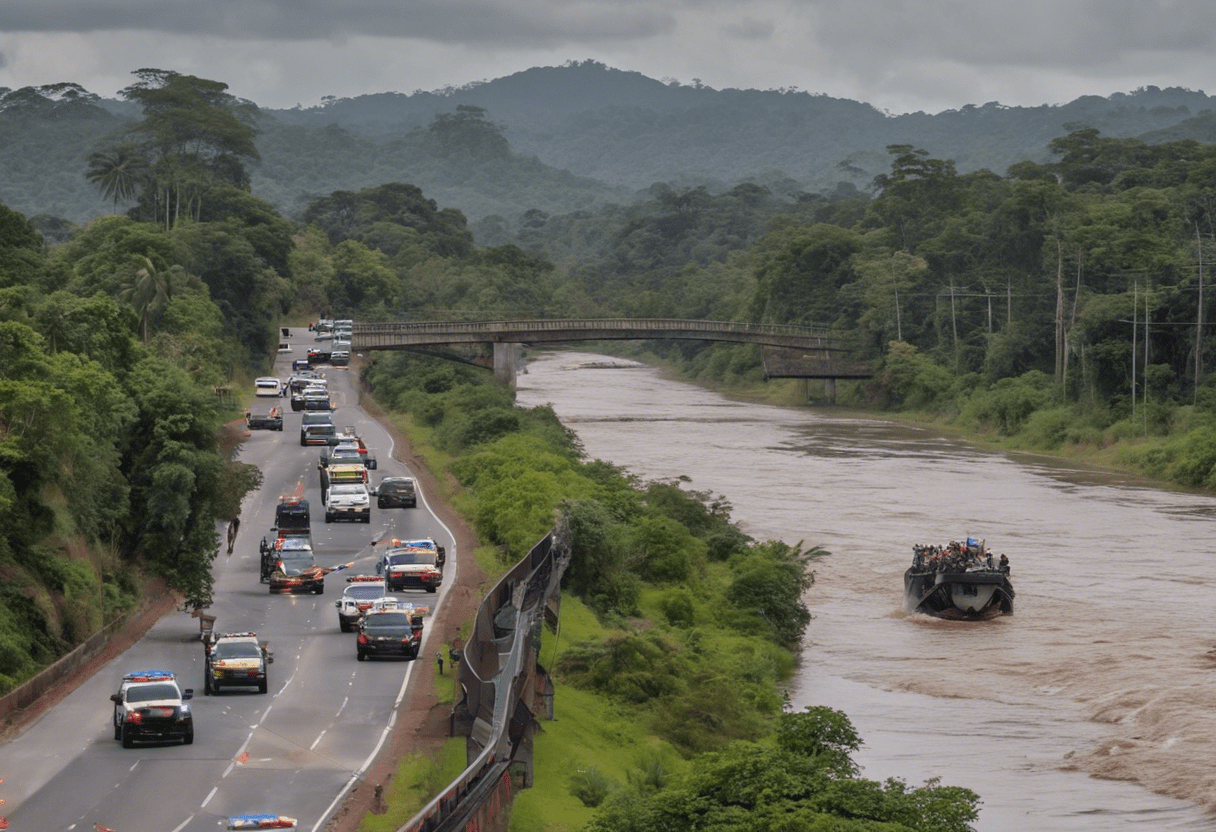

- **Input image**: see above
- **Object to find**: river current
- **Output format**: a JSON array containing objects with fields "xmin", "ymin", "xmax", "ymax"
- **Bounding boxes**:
[{"xmin": 514, "ymin": 350, "xmax": 1216, "ymax": 832}]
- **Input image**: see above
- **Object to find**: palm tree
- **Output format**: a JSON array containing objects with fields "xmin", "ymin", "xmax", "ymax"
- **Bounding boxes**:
[
  {"xmin": 86, "ymin": 145, "xmax": 146, "ymax": 208},
  {"xmin": 119, "ymin": 256, "xmax": 197, "ymax": 342}
]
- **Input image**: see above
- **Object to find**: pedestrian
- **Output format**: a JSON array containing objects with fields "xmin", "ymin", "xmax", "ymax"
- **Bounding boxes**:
[
  {"xmin": 227, "ymin": 517, "xmax": 241, "ymax": 555},
  {"xmin": 436, "ymin": 652, "xmax": 444, "ymax": 675}
]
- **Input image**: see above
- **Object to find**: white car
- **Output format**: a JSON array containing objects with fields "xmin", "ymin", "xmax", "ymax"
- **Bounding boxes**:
[
  {"xmin": 325, "ymin": 482, "xmax": 371, "ymax": 523},
  {"xmin": 255, "ymin": 377, "xmax": 282, "ymax": 397},
  {"xmin": 335, "ymin": 577, "xmax": 386, "ymax": 631}
]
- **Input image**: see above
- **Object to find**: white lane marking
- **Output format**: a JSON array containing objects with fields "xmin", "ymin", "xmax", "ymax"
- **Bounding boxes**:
[
  {"xmin": 128, "ymin": 761, "xmax": 139, "ymax": 772},
  {"xmin": 258, "ymin": 704, "xmax": 274, "ymax": 726},
  {"xmin": 310, "ymin": 773, "xmax": 359, "ymax": 832},
  {"xmin": 337, "ymin": 696, "xmax": 348, "ymax": 715},
  {"xmin": 310, "ymin": 730, "xmax": 327, "ymax": 750},
  {"xmin": 359, "ymin": 660, "xmax": 414, "ymax": 777},
  {"xmin": 201, "ymin": 786, "xmax": 218, "ymax": 808},
  {"xmin": 170, "ymin": 814, "xmax": 195, "ymax": 832},
  {"xmin": 223, "ymin": 762, "xmax": 235, "ymax": 778}
]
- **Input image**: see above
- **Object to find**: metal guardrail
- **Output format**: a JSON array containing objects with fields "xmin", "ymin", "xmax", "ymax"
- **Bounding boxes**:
[{"xmin": 397, "ymin": 518, "xmax": 571, "ymax": 832}]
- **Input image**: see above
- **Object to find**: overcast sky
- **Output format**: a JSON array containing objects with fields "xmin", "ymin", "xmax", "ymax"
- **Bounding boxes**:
[{"xmin": 2, "ymin": 1, "xmax": 1215, "ymax": 113}]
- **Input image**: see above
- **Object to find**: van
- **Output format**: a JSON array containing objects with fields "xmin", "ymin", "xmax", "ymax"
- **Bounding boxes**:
[{"xmin": 255, "ymin": 377, "xmax": 282, "ymax": 397}]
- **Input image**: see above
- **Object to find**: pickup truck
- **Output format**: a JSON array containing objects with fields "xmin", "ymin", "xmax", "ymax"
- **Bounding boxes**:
[{"xmin": 246, "ymin": 407, "xmax": 283, "ymax": 431}]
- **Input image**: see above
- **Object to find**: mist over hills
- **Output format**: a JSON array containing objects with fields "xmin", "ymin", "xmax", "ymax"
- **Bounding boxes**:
[{"xmin": 3, "ymin": 59, "xmax": 1216, "ymax": 227}]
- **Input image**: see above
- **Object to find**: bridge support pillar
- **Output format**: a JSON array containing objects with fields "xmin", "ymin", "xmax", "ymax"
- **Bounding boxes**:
[
  {"xmin": 493, "ymin": 342, "xmax": 519, "ymax": 387},
  {"xmin": 824, "ymin": 378, "xmax": 836, "ymax": 403}
]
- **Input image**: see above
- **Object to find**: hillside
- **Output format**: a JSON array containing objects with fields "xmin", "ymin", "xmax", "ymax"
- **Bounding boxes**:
[{"xmin": 1, "ymin": 60, "xmax": 1213, "ymax": 226}]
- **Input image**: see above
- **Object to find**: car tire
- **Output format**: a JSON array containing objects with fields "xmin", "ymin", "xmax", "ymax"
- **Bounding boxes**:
[
  {"xmin": 315, "ymin": 584, "xmax": 324, "ymax": 595},
  {"xmin": 183, "ymin": 728, "xmax": 194, "ymax": 745},
  {"xmin": 357, "ymin": 651, "xmax": 366, "ymax": 662},
  {"xmin": 369, "ymin": 461, "xmax": 377, "ymax": 470},
  {"xmin": 258, "ymin": 677, "xmax": 268, "ymax": 694},
  {"xmin": 362, "ymin": 514, "xmax": 371, "ymax": 524},
  {"xmin": 339, "ymin": 621, "xmax": 350, "ymax": 633},
  {"xmin": 203, "ymin": 676, "xmax": 211, "ymax": 696},
  {"xmin": 426, "ymin": 586, "xmax": 437, "ymax": 593},
  {"xmin": 325, "ymin": 514, "xmax": 333, "ymax": 523},
  {"xmin": 114, "ymin": 720, "xmax": 122, "ymax": 741},
  {"xmin": 121, "ymin": 725, "xmax": 134, "ymax": 748},
  {"xmin": 377, "ymin": 499, "xmax": 387, "ymax": 509}
]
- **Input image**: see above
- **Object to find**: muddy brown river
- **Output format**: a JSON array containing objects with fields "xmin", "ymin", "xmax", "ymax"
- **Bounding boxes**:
[{"xmin": 515, "ymin": 350, "xmax": 1216, "ymax": 831}]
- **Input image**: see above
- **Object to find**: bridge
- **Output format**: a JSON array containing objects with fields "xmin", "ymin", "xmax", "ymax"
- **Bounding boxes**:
[{"xmin": 350, "ymin": 318, "xmax": 873, "ymax": 388}]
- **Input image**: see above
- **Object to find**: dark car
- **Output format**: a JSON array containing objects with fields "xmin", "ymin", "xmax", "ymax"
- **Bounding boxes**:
[
  {"xmin": 376, "ymin": 477, "xmax": 417, "ymax": 508},
  {"xmin": 204, "ymin": 633, "xmax": 272, "ymax": 695},
  {"xmin": 356, "ymin": 609, "xmax": 422, "ymax": 661},
  {"xmin": 292, "ymin": 358, "xmax": 311, "ymax": 371},
  {"xmin": 269, "ymin": 545, "xmax": 324, "ymax": 594},
  {"xmin": 300, "ymin": 423, "xmax": 337, "ymax": 447}
]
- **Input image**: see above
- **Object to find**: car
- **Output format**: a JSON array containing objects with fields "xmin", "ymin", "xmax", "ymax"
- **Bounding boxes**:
[
  {"xmin": 302, "ymin": 388, "xmax": 333, "ymax": 411},
  {"xmin": 319, "ymin": 443, "xmax": 364, "ymax": 469},
  {"xmin": 268, "ymin": 541, "xmax": 325, "ymax": 594},
  {"xmin": 110, "ymin": 670, "xmax": 194, "ymax": 747},
  {"xmin": 307, "ymin": 348, "xmax": 332, "ymax": 365},
  {"xmin": 301, "ymin": 422, "xmax": 338, "ymax": 446},
  {"xmin": 377, "ymin": 542, "xmax": 443, "ymax": 592},
  {"xmin": 375, "ymin": 476, "xmax": 417, "ymax": 508},
  {"xmin": 246, "ymin": 406, "xmax": 283, "ymax": 431},
  {"xmin": 287, "ymin": 371, "xmax": 324, "ymax": 392},
  {"xmin": 324, "ymin": 482, "xmax": 371, "ymax": 523},
  {"xmin": 292, "ymin": 358, "xmax": 311, "ymax": 371},
  {"xmin": 335, "ymin": 576, "xmax": 387, "ymax": 632},
  {"xmin": 356, "ymin": 607, "xmax": 423, "ymax": 661},
  {"xmin": 204, "ymin": 632, "xmax": 273, "ymax": 695},
  {"xmin": 332, "ymin": 430, "xmax": 377, "ymax": 468},
  {"xmin": 255, "ymin": 377, "xmax": 282, "ymax": 397},
  {"xmin": 330, "ymin": 349, "xmax": 350, "ymax": 366}
]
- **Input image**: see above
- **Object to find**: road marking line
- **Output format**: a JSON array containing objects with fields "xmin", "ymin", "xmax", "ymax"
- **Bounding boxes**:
[
  {"xmin": 222, "ymin": 763, "xmax": 235, "ymax": 778},
  {"xmin": 169, "ymin": 814, "xmax": 194, "ymax": 832},
  {"xmin": 310, "ymin": 730, "xmax": 326, "ymax": 750},
  {"xmin": 128, "ymin": 762, "xmax": 138, "ymax": 772},
  {"xmin": 201, "ymin": 786, "xmax": 218, "ymax": 808}
]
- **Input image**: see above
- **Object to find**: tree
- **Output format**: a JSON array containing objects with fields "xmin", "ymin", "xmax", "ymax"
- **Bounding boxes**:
[
  {"xmin": 85, "ymin": 145, "xmax": 146, "ymax": 208},
  {"xmin": 112, "ymin": 70, "xmax": 260, "ymax": 228},
  {"xmin": 118, "ymin": 256, "xmax": 196, "ymax": 342}
]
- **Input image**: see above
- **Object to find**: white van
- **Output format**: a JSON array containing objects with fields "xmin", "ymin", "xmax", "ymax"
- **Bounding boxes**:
[{"xmin": 255, "ymin": 377, "xmax": 282, "ymax": 397}]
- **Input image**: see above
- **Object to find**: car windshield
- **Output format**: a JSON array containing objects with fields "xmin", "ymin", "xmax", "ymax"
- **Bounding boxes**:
[
  {"xmin": 330, "ymin": 485, "xmax": 365, "ymax": 496},
  {"xmin": 279, "ymin": 555, "xmax": 315, "ymax": 575},
  {"xmin": 364, "ymin": 613, "xmax": 410, "ymax": 630},
  {"xmin": 345, "ymin": 585, "xmax": 384, "ymax": 600},
  {"xmin": 214, "ymin": 642, "xmax": 262, "ymax": 659},
  {"xmin": 388, "ymin": 551, "xmax": 436, "ymax": 566},
  {"xmin": 381, "ymin": 480, "xmax": 413, "ymax": 493},
  {"xmin": 125, "ymin": 683, "xmax": 179, "ymax": 702},
  {"xmin": 332, "ymin": 448, "xmax": 360, "ymax": 459}
]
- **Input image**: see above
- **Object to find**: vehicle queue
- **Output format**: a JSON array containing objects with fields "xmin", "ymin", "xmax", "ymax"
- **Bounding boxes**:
[{"xmin": 104, "ymin": 328, "xmax": 439, "ymax": 828}]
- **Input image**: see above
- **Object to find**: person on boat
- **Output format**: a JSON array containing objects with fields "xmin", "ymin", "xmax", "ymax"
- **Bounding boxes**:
[{"xmin": 998, "ymin": 554, "xmax": 1009, "ymax": 574}]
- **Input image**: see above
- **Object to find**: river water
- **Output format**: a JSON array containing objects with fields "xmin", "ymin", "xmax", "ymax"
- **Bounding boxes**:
[{"xmin": 514, "ymin": 350, "xmax": 1216, "ymax": 832}]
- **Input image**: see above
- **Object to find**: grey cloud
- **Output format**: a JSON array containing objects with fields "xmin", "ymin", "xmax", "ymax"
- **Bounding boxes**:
[
  {"xmin": 3, "ymin": 1, "xmax": 676, "ymax": 44},
  {"xmin": 723, "ymin": 18, "xmax": 774, "ymax": 41},
  {"xmin": 810, "ymin": 0, "xmax": 1216, "ymax": 70}
]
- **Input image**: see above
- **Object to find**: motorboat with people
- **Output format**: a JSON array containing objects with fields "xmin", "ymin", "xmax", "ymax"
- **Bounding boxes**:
[{"xmin": 903, "ymin": 538, "xmax": 1014, "ymax": 620}]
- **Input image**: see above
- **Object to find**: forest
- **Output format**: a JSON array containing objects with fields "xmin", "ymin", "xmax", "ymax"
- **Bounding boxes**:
[{"xmin": 2, "ymin": 65, "xmax": 1216, "ymax": 830}]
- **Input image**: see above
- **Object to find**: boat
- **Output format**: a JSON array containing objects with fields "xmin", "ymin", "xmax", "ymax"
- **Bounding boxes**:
[{"xmin": 903, "ymin": 538, "xmax": 1014, "ymax": 620}]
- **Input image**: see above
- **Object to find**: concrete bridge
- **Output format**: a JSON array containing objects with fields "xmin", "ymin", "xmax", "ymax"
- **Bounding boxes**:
[{"xmin": 351, "ymin": 318, "xmax": 872, "ymax": 387}]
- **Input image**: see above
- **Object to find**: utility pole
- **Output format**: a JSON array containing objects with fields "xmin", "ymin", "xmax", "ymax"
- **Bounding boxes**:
[
  {"xmin": 1132, "ymin": 282, "xmax": 1137, "ymax": 422},
  {"xmin": 894, "ymin": 288, "xmax": 902, "ymax": 342},
  {"xmin": 1197, "ymin": 223, "xmax": 1205, "ymax": 401}
]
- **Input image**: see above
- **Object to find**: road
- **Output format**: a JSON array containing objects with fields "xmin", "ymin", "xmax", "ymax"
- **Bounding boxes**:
[{"xmin": 1, "ymin": 329, "xmax": 455, "ymax": 832}]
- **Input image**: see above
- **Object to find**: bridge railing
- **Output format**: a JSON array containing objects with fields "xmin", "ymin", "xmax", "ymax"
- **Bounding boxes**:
[{"xmin": 352, "ymin": 318, "xmax": 846, "ymax": 339}]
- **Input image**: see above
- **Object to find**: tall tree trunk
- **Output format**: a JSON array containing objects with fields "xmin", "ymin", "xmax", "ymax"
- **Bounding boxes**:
[
  {"xmin": 1197, "ymin": 223, "xmax": 1205, "ymax": 401},
  {"xmin": 1132, "ymin": 282, "xmax": 1138, "ymax": 421},
  {"xmin": 1064, "ymin": 251, "xmax": 1082, "ymax": 397},
  {"xmin": 1054, "ymin": 239, "xmax": 1065, "ymax": 382}
]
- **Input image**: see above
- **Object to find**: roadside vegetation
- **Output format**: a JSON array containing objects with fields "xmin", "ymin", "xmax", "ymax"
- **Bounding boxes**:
[{"xmin": 362, "ymin": 351, "xmax": 980, "ymax": 830}]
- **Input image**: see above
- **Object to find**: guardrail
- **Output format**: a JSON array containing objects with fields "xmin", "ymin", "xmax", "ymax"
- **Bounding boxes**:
[
  {"xmin": 398, "ymin": 517, "xmax": 571, "ymax": 832},
  {"xmin": 352, "ymin": 318, "xmax": 842, "ymax": 339}
]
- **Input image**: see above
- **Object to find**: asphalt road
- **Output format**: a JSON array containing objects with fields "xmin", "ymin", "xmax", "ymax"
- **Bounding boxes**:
[{"xmin": 1, "ymin": 330, "xmax": 456, "ymax": 832}]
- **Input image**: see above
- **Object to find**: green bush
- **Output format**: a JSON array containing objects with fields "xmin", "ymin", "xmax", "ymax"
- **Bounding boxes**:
[
  {"xmin": 657, "ymin": 588, "xmax": 696, "ymax": 628},
  {"xmin": 569, "ymin": 768, "xmax": 617, "ymax": 808}
]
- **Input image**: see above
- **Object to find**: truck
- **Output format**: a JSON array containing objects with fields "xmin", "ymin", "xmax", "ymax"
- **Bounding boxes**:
[{"xmin": 260, "ymin": 496, "xmax": 311, "ymax": 581}]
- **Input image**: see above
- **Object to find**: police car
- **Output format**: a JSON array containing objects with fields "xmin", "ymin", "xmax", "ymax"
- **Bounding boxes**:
[
  {"xmin": 204, "ymin": 632, "xmax": 273, "ymax": 694},
  {"xmin": 335, "ymin": 576, "xmax": 386, "ymax": 632},
  {"xmin": 228, "ymin": 816, "xmax": 297, "ymax": 829},
  {"xmin": 110, "ymin": 670, "xmax": 194, "ymax": 747},
  {"xmin": 376, "ymin": 538, "xmax": 446, "ymax": 592}
]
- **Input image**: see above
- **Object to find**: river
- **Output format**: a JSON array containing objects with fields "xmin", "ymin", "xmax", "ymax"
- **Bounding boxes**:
[{"xmin": 514, "ymin": 350, "xmax": 1216, "ymax": 832}]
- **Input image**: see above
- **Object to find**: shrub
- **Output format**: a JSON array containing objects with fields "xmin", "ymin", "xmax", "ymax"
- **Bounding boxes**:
[{"xmin": 569, "ymin": 767, "xmax": 616, "ymax": 808}]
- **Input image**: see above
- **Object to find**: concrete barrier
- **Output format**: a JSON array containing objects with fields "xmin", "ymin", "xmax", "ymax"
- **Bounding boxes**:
[{"xmin": 0, "ymin": 614, "xmax": 130, "ymax": 726}]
